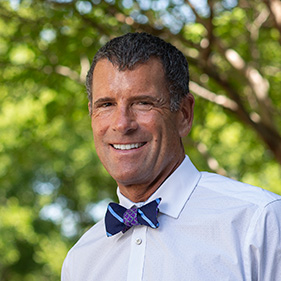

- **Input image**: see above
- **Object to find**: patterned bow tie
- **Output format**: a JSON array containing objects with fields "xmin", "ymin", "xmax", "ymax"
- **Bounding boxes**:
[{"xmin": 105, "ymin": 198, "xmax": 161, "ymax": 237}]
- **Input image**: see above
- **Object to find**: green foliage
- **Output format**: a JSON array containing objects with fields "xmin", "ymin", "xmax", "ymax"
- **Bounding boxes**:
[{"xmin": 0, "ymin": 0, "xmax": 280, "ymax": 279}]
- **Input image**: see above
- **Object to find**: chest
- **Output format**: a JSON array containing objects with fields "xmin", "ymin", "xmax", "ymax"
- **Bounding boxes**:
[{"xmin": 75, "ymin": 212, "xmax": 251, "ymax": 281}]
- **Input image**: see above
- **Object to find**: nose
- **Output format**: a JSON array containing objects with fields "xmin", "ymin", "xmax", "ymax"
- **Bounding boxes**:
[{"xmin": 112, "ymin": 105, "xmax": 138, "ymax": 134}]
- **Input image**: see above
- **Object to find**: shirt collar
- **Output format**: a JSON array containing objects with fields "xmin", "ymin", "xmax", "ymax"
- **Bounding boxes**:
[{"xmin": 117, "ymin": 155, "xmax": 201, "ymax": 219}]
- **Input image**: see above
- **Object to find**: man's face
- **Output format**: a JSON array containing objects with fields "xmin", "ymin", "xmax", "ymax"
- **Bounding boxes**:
[{"xmin": 90, "ymin": 58, "xmax": 194, "ymax": 198}]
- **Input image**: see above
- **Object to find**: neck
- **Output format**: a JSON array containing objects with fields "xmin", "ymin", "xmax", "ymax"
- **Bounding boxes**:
[
  {"xmin": 118, "ymin": 183, "xmax": 159, "ymax": 203},
  {"xmin": 117, "ymin": 155, "xmax": 185, "ymax": 202}
]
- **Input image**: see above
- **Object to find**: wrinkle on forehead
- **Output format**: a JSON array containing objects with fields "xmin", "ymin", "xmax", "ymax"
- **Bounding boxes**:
[{"xmin": 92, "ymin": 58, "xmax": 169, "ymax": 103}]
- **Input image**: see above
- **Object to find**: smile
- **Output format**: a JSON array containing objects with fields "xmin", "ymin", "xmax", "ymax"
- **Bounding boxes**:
[{"xmin": 112, "ymin": 143, "xmax": 146, "ymax": 150}]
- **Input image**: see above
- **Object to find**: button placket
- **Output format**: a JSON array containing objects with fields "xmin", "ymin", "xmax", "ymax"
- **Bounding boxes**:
[{"xmin": 127, "ymin": 226, "xmax": 147, "ymax": 281}]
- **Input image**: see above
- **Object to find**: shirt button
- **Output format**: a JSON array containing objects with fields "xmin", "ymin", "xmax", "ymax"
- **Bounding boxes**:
[{"xmin": 135, "ymin": 238, "xmax": 142, "ymax": 245}]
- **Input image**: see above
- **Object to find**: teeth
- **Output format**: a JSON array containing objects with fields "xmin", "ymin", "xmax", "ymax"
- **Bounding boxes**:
[{"xmin": 113, "ymin": 143, "xmax": 144, "ymax": 150}]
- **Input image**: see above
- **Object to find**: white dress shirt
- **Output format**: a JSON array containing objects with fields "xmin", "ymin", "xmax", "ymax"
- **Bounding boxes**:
[{"xmin": 61, "ymin": 156, "xmax": 281, "ymax": 281}]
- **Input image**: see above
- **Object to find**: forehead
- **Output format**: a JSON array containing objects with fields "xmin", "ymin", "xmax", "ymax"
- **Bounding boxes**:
[
  {"xmin": 92, "ymin": 58, "xmax": 168, "ymax": 97},
  {"xmin": 93, "ymin": 57, "xmax": 165, "ymax": 78}
]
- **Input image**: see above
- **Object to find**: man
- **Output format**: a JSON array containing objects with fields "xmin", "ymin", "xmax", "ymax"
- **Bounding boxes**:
[{"xmin": 62, "ymin": 32, "xmax": 281, "ymax": 280}]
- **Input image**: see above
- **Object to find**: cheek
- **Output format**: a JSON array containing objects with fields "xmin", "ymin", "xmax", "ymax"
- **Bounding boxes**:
[
  {"xmin": 162, "ymin": 121, "xmax": 182, "ymax": 146},
  {"xmin": 138, "ymin": 113, "xmax": 173, "ymax": 141},
  {"xmin": 91, "ymin": 116, "xmax": 108, "ymax": 134},
  {"xmin": 91, "ymin": 125, "xmax": 104, "ymax": 144},
  {"xmin": 136, "ymin": 110, "xmax": 163, "ymax": 127}
]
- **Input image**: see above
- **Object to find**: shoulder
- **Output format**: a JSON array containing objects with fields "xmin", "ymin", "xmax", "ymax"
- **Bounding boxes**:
[
  {"xmin": 65, "ymin": 219, "xmax": 106, "ymax": 262},
  {"xmin": 62, "ymin": 219, "xmax": 115, "ymax": 280},
  {"xmin": 198, "ymin": 171, "xmax": 281, "ymax": 208},
  {"xmin": 72, "ymin": 219, "xmax": 105, "ymax": 250}
]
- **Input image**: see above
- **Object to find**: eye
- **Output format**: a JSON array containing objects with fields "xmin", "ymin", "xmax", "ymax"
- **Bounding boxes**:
[
  {"xmin": 138, "ymin": 101, "xmax": 150, "ymax": 105},
  {"xmin": 93, "ymin": 99, "xmax": 115, "ymax": 110},
  {"xmin": 101, "ymin": 102, "xmax": 113, "ymax": 107},
  {"xmin": 133, "ymin": 100, "xmax": 153, "ymax": 111}
]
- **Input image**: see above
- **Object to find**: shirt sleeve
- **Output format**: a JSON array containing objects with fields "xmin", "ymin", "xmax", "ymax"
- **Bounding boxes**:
[{"xmin": 245, "ymin": 199, "xmax": 281, "ymax": 281}]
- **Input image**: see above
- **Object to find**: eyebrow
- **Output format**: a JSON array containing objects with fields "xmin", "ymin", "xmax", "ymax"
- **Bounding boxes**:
[
  {"xmin": 129, "ymin": 95, "xmax": 158, "ymax": 100},
  {"xmin": 94, "ymin": 95, "xmax": 159, "ymax": 105}
]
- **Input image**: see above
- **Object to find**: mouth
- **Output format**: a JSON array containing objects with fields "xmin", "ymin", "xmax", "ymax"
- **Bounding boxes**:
[{"xmin": 111, "ymin": 142, "xmax": 146, "ymax": 150}]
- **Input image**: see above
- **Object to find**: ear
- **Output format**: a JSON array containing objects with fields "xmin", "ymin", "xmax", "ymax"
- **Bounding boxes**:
[
  {"xmin": 177, "ymin": 93, "xmax": 195, "ymax": 138},
  {"xmin": 88, "ymin": 102, "xmax": 91, "ymax": 114}
]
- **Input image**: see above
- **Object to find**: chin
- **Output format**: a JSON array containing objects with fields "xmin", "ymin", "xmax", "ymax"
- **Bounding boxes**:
[{"xmin": 114, "ymin": 173, "xmax": 144, "ymax": 187}]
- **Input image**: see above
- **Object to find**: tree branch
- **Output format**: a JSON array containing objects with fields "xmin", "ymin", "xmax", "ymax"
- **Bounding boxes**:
[
  {"xmin": 183, "ymin": 138, "xmax": 228, "ymax": 176},
  {"xmin": 184, "ymin": 0, "xmax": 206, "ymax": 25},
  {"xmin": 190, "ymin": 81, "xmax": 238, "ymax": 111},
  {"xmin": 262, "ymin": 0, "xmax": 281, "ymax": 43},
  {"xmin": 201, "ymin": 0, "xmax": 214, "ymax": 61}
]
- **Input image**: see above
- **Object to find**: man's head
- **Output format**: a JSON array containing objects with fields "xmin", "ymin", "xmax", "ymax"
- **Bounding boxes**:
[
  {"xmin": 87, "ymin": 33, "xmax": 194, "ymax": 202},
  {"xmin": 86, "ymin": 32, "xmax": 190, "ymax": 114}
]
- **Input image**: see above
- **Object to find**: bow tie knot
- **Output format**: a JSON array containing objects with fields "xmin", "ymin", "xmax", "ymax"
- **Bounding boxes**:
[
  {"xmin": 105, "ymin": 198, "xmax": 161, "ymax": 237},
  {"xmin": 123, "ymin": 206, "xmax": 139, "ymax": 228}
]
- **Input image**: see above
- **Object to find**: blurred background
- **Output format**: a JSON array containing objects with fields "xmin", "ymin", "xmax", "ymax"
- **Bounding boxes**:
[{"xmin": 0, "ymin": 0, "xmax": 280, "ymax": 279}]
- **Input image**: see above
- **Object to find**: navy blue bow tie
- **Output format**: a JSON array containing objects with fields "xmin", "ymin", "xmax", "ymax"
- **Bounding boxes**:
[{"xmin": 105, "ymin": 198, "xmax": 161, "ymax": 237}]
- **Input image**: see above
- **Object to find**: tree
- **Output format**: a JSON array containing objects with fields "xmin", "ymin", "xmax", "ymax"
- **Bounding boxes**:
[{"xmin": 0, "ymin": 0, "xmax": 280, "ymax": 279}]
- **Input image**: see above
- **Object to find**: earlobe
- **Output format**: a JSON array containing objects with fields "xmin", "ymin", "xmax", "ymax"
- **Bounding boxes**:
[{"xmin": 178, "ymin": 93, "xmax": 195, "ymax": 137}]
